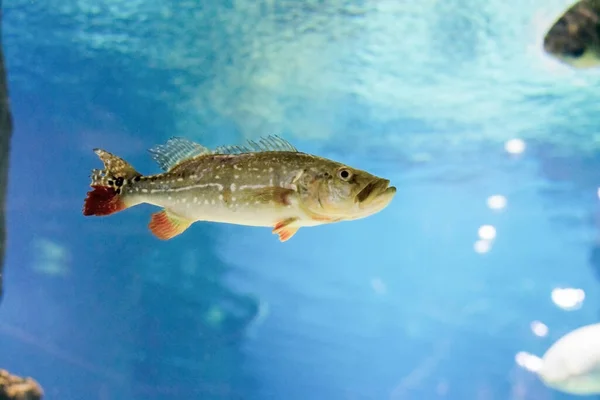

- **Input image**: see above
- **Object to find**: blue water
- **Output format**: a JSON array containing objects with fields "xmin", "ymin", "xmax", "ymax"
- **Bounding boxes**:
[{"xmin": 2, "ymin": 0, "xmax": 600, "ymax": 399}]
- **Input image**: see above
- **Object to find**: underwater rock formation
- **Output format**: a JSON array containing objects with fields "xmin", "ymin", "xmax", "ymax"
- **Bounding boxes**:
[
  {"xmin": 0, "ymin": 370, "xmax": 43, "ymax": 400},
  {"xmin": 538, "ymin": 323, "xmax": 600, "ymax": 395},
  {"xmin": 0, "ymin": 2, "xmax": 44, "ymax": 399},
  {"xmin": 0, "ymin": 0, "xmax": 10, "ymax": 304}
]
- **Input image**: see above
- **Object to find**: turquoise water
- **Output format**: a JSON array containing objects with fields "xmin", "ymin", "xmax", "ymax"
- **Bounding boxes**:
[{"xmin": 1, "ymin": 0, "xmax": 600, "ymax": 399}]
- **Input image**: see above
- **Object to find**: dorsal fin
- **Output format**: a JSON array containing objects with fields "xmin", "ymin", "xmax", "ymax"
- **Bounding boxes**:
[
  {"xmin": 148, "ymin": 137, "xmax": 210, "ymax": 171},
  {"xmin": 214, "ymin": 135, "xmax": 298, "ymax": 155}
]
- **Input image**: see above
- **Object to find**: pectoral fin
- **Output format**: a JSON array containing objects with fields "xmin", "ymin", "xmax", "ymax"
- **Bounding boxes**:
[
  {"xmin": 148, "ymin": 209, "xmax": 192, "ymax": 240},
  {"xmin": 273, "ymin": 218, "xmax": 299, "ymax": 242},
  {"xmin": 252, "ymin": 187, "xmax": 295, "ymax": 206}
]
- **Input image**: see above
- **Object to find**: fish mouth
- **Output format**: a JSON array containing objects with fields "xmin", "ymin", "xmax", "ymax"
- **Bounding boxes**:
[{"xmin": 356, "ymin": 179, "xmax": 396, "ymax": 204}]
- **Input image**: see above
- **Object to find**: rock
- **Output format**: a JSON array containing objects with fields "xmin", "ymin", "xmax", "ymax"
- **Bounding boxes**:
[{"xmin": 0, "ymin": 370, "xmax": 43, "ymax": 400}]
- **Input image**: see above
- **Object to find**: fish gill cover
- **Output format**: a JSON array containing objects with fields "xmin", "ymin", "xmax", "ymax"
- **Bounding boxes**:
[{"xmin": 4, "ymin": 0, "xmax": 599, "ymax": 155}]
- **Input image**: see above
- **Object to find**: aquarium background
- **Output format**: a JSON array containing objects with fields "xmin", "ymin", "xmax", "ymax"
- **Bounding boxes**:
[{"xmin": 1, "ymin": 0, "xmax": 599, "ymax": 399}]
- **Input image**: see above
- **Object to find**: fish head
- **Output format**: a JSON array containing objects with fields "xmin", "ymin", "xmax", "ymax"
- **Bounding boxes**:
[
  {"xmin": 298, "ymin": 161, "xmax": 396, "ymax": 222},
  {"xmin": 544, "ymin": 34, "xmax": 600, "ymax": 68},
  {"xmin": 543, "ymin": 2, "xmax": 600, "ymax": 68}
]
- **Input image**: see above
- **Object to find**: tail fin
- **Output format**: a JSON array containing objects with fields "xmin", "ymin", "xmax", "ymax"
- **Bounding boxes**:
[{"xmin": 83, "ymin": 149, "xmax": 142, "ymax": 217}]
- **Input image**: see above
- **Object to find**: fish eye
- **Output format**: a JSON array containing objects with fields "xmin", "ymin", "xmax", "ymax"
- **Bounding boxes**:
[
  {"xmin": 337, "ymin": 168, "xmax": 352, "ymax": 181},
  {"xmin": 568, "ymin": 47, "xmax": 585, "ymax": 58}
]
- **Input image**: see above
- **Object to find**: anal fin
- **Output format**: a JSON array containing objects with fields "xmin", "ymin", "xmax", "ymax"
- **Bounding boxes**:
[
  {"xmin": 272, "ymin": 218, "xmax": 299, "ymax": 242},
  {"xmin": 148, "ymin": 209, "xmax": 192, "ymax": 240}
]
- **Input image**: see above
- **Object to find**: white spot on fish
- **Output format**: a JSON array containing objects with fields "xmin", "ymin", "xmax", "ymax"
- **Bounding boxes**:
[
  {"xmin": 268, "ymin": 167, "xmax": 273, "ymax": 172},
  {"xmin": 232, "ymin": 197, "xmax": 236, "ymax": 202},
  {"xmin": 233, "ymin": 164, "xmax": 241, "ymax": 170},
  {"xmin": 215, "ymin": 175, "xmax": 220, "ymax": 179},
  {"xmin": 141, "ymin": 182, "xmax": 225, "ymax": 195},
  {"xmin": 180, "ymin": 183, "xmax": 223, "ymax": 192},
  {"xmin": 182, "ymin": 198, "xmax": 187, "ymax": 203},
  {"xmin": 234, "ymin": 175, "xmax": 239, "ymax": 179},
  {"xmin": 190, "ymin": 175, "xmax": 197, "ymax": 179},
  {"xmin": 141, "ymin": 188, "xmax": 148, "ymax": 193},
  {"xmin": 168, "ymin": 196, "xmax": 172, "ymax": 200},
  {"xmin": 193, "ymin": 197, "xmax": 198, "ymax": 203},
  {"xmin": 218, "ymin": 194, "xmax": 223, "ymax": 200},
  {"xmin": 204, "ymin": 199, "xmax": 209, "ymax": 205},
  {"xmin": 230, "ymin": 183, "xmax": 236, "ymax": 192},
  {"xmin": 177, "ymin": 178, "xmax": 183, "ymax": 182},
  {"xmin": 239, "ymin": 184, "xmax": 267, "ymax": 190}
]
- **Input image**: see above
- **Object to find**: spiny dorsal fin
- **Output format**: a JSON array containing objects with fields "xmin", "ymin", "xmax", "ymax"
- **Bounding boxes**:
[
  {"xmin": 148, "ymin": 137, "xmax": 210, "ymax": 171},
  {"xmin": 214, "ymin": 135, "xmax": 298, "ymax": 155}
]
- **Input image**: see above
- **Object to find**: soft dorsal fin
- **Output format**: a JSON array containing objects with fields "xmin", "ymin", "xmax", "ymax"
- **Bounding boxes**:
[
  {"xmin": 214, "ymin": 135, "xmax": 298, "ymax": 155},
  {"xmin": 148, "ymin": 137, "xmax": 210, "ymax": 171}
]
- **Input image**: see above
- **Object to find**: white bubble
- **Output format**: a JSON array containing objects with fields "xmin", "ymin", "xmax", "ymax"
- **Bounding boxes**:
[
  {"xmin": 551, "ymin": 288, "xmax": 585, "ymax": 311},
  {"xmin": 474, "ymin": 239, "xmax": 492, "ymax": 254},
  {"xmin": 505, "ymin": 138, "xmax": 526, "ymax": 154},
  {"xmin": 531, "ymin": 321, "xmax": 549, "ymax": 337},
  {"xmin": 515, "ymin": 351, "xmax": 543, "ymax": 372},
  {"xmin": 478, "ymin": 225, "xmax": 496, "ymax": 240},
  {"xmin": 487, "ymin": 195, "xmax": 507, "ymax": 210}
]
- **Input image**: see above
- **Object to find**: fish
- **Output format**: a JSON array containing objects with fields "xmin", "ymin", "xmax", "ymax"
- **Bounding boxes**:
[
  {"xmin": 543, "ymin": 0, "xmax": 600, "ymax": 68},
  {"xmin": 82, "ymin": 135, "xmax": 396, "ymax": 242}
]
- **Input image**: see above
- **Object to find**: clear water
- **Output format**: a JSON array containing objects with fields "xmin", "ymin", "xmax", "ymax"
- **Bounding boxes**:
[{"xmin": 1, "ymin": 0, "xmax": 599, "ymax": 399}]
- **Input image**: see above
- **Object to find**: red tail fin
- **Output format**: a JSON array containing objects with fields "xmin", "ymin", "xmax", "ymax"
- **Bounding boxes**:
[
  {"xmin": 83, "ymin": 186, "xmax": 126, "ymax": 216},
  {"xmin": 82, "ymin": 148, "xmax": 142, "ymax": 217}
]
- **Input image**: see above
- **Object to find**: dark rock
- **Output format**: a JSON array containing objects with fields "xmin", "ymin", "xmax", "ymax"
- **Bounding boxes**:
[
  {"xmin": 0, "ymin": 3, "xmax": 44, "ymax": 399},
  {"xmin": 0, "ymin": 0, "xmax": 11, "ymax": 304}
]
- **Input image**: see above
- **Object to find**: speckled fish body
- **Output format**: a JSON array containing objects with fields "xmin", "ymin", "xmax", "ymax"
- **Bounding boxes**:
[
  {"xmin": 128, "ymin": 152, "xmax": 335, "ymax": 228},
  {"xmin": 82, "ymin": 136, "xmax": 396, "ymax": 242}
]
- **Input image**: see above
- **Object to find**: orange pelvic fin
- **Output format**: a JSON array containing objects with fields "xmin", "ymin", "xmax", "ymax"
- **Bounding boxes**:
[
  {"xmin": 272, "ymin": 218, "xmax": 299, "ymax": 242},
  {"xmin": 83, "ymin": 186, "xmax": 127, "ymax": 216},
  {"xmin": 148, "ymin": 209, "xmax": 192, "ymax": 240}
]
